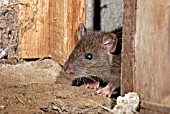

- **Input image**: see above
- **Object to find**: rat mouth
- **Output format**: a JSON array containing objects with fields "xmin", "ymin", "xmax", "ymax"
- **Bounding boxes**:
[
  {"xmin": 71, "ymin": 76, "xmax": 108, "ymax": 87},
  {"xmin": 72, "ymin": 76, "xmax": 97, "ymax": 86},
  {"xmin": 68, "ymin": 72, "xmax": 74, "ymax": 75}
]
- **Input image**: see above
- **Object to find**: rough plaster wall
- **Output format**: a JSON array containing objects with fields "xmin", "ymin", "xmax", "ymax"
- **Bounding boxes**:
[
  {"xmin": 86, "ymin": 0, "xmax": 124, "ymax": 31},
  {"xmin": 86, "ymin": 0, "xmax": 94, "ymax": 30},
  {"xmin": 100, "ymin": 0, "xmax": 123, "ymax": 31}
]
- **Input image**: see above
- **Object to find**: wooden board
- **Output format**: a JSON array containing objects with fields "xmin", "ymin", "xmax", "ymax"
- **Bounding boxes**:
[
  {"xmin": 19, "ymin": 0, "xmax": 50, "ymax": 58},
  {"xmin": 49, "ymin": 0, "xmax": 86, "ymax": 64},
  {"xmin": 19, "ymin": 0, "xmax": 86, "ymax": 62},
  {"xmin": 140, "ymin": 100, "xmax": 170, "ymax": 114},
  {"xmin": 135, "ymin": 0, "xmax": 170, "ymax": 108},
  {"xmin": 121, "ymin": 0, "xmax": 136, "ymax": 95}
]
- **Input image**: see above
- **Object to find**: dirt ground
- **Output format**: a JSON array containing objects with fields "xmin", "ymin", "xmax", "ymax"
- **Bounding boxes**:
[{"xmin": 0, "ymin": 59, "xmax": 114, "ymax": 114}]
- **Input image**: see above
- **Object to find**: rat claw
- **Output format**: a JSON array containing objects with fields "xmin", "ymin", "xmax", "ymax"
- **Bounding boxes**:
[
  {"xmin": 97, "ymin": 89, "xmax": 112, "ymax": 97},
  {"xmin": 81, "ymin": 82, "xmax": 100, "ymax": 90},
  {"xmin": 81, "ymin": 83, "xmax": 90, "ymax": 88},
  {"xmin": 96, "ymin": 84, "xmax": 113, "ymax": 97}
]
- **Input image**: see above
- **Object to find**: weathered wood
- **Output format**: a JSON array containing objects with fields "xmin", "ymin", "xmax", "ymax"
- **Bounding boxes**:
[
  {"xmin": 49, "ymin": 0, "xmax": 86, "ymax": 64},
  {"xmin": 19, "ymin": 0, "xmax": 85, "ymax": 61},
  {"xmin": 19, "ymin": 0, "xmax": 50, "ymax": 58},
  {"xmin": 121, "ymin": 0, "xmax": 136, "ymax": 95},
  {"xmin": 140, "ymin": 100, "xmax": 170, "ymax": 114},
  {"xmin": 135, "ymin": 0, "xmax": 170, "ymax": 107}
]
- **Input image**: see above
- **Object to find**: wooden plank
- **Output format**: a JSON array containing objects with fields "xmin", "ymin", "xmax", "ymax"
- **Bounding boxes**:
[
  {"xmin": 140, "ymin": 100, "xmax": 170, "ymax": 114},
  {"xmin": 19, "ymin": 0, "xmax": 50, "ymax": 58},
  {"xmin": 135, "ymin": 0, "xmax": 170, "ymax": 107},
  {"xmin": 49, "ymin": 0, "xmax": 86, "ymax": 65},
  {"xmin": 121, "ymin": 0, "xmax": 136, "ymax": 95}
]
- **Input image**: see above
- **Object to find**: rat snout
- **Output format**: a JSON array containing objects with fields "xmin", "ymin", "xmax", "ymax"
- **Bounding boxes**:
[{"xmin": 64, "ymin": 64, "xmax": 75, "ymax": 75}]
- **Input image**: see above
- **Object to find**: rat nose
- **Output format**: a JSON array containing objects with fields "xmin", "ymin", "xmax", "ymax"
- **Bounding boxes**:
[{"xmin": 64, "ymin": 65, "xmax": 75, "ymax": 75}]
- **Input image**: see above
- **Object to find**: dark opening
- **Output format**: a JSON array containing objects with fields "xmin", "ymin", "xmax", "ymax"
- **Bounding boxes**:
[{"xmin": 93, "ymin": 0, "xmax": 101, "ymax": 30}]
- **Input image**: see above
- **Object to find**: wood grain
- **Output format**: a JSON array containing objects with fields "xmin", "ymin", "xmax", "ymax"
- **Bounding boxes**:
[
  {"xmin": 135, "ymin": 0, "xmax": 170, "ymax": 106},
  {"xmin": 140, "ymin": 100, "xmax": 170, "ymax": 114},
  {"xmin": 49, "ymin": 0, "xmax": 86, "ymax": 64},
  {"xmin": 19, "ymin": 0, "xmax": 85, "ymax": 62},
  {"xmin": 121, "ymin": 0, "xmax": 136, "ymax": 95},
  {"xmin": 19, "ymin": 0, "xmax": 50, "ymax": 58}
]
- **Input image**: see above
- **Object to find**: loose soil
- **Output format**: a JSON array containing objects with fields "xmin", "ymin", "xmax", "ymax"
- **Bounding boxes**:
[{"xmin": 0, "ymin": 59, "xmax": 114, "ymax": 114}]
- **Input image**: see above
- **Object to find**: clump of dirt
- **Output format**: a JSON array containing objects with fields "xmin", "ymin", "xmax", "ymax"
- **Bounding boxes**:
[
  {"xmin": 0, "ymin": 83, "xmax": 113, "ymax": 114},
  {"xmin": 0, "ymin": 59, "xmax": 115, "ymax": 113},
  {"xmin": 0, "ymin": 59, "xmax": 62, "ymax": 86}
]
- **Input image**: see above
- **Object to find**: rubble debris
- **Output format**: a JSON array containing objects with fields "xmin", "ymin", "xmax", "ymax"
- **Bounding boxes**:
[
  {"xmin": 0, "ymin": 41, "xmax": 7, "ymax": 59},
  {"xmin": 0, "ymin": 0, "xmax": 20, "ymax": 63},
  {"xmin": 99, "ymin": 92, "xmax": 140, "ymax": 114}
]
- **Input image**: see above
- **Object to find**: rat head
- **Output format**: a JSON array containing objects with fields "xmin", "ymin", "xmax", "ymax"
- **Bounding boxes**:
[{"xmin": 64, "ymin": 23, "xmax": 118, "ymax": 79}]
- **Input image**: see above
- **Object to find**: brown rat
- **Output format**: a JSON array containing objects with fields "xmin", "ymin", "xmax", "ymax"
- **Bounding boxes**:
[{"xmin": 64, "ymin": 23, "xmax": 121, "ymax": 97}]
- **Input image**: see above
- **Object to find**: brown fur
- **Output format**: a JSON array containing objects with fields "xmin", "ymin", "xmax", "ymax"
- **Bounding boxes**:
[{"xmin": 64, "ymin": 23, "xmax": 121, "ymax": 91}]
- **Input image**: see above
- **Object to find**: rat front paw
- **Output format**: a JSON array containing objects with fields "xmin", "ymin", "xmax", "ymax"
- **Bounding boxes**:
[
  {"xmin": 97, "ymin": 84, "xmax": 114, "ymax": 97},
  {"xmin": 97, "ymin": 88, "xmax": 112, "ymax": 97},
  {"xmin": 81, "ymin": 82, "xmax": 100, "ymax": 90}
]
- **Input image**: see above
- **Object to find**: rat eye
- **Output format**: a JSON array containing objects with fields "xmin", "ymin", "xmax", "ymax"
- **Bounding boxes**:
[{"xmin": 85, "ymin": 53, "xmax": 93, "ymax": 60}]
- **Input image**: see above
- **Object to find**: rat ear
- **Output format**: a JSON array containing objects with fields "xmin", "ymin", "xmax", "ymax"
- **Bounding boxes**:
[
  {"xmin": 77, "ymin": 23, "xmax": 87, "ymax": 40},
  {"xmin": 102, "ymin": 33, "xmax": 118, "ymax": 53}
]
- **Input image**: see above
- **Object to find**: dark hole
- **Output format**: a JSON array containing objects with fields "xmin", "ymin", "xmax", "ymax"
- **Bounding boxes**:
[
  {"xmin": 112, "ymin": 27, "xmax": 122, "ymax": 55},
  {"xmin": 93, "ymin": 0, "xmax": 101, "ymax": 30}
]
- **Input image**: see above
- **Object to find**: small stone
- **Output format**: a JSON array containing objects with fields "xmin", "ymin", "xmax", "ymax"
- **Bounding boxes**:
[{"xmin": 0, "ymin": 105, "xmax": 5, "ymax": 110}]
